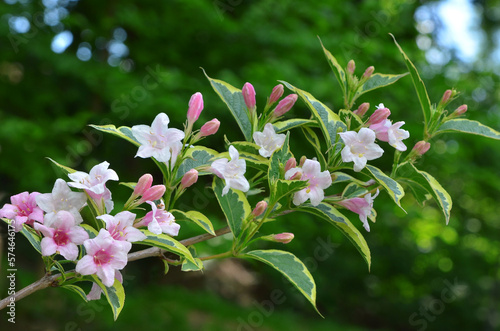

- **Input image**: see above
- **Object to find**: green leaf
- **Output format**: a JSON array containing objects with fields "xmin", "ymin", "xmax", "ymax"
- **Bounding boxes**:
[
  {"xmin": 364, "ymin": 165, "xmax": 405, "ymax": 210},
  {"xmin": 319, "ymin": 38, "xmax": 346, "ymax": 95},
  {"xmin": 171, "ymin": 210, "xmax": 216, "ymax": 236},
  {"xmin": 136, "ymin": 229, "xmax": 196, "ymax": 264},
  {"xmin": 297, "ymin": 203, "xmax": 371, "ymax": 269},
  {"xmin": 273, "ymin": 118, "xmax": 316, "ymax": 133},
  {"xmin": 342, "ymin": 183, "xmax": 368, "ymax": 199},
  {"xmin": 80, "ymin": 224, "xmax": 99, "ymax": 239},
  {"xmin": 91, "ymin": 276, "xmax": 125, "ymax": 321},
  {"xmin": 4, "ymin": 221, "xmax": 43, "ymax": 254},
  {"xmin": 212, "ymin": 177, "xmax": 251, "ymax": 238},
  {"xmin": 331, "ymin": 172, "xmax": 372, "ymax": 186},
  {"xmin": 396, "ymin": 162, "xmax": 452, "ymax": 224},
  {"xmin": 338, "ymin": 109, "xmax": 364, "ymax": 129},
  {"xmin": 176, "ymin": 146, "xmax": 219, "ymax": 180},
  {"xmin": 281, "ymin": 81, "xmax": 346, "ymax": 153},
  {"xmin": 359, "ymin": 73, "xmax": 408, "ymax": 94},
  {"xmin": 181, "ymin": 257, "xmax": 204, "ymax": 272},
  {"xmin": 274, "ymin": 179, "xmax": 309, "ymax": 204},
  {"xmin": 435, "ymin": 119, "xmax": 500, "ymax": 140},
  {"xmin": 213, "ymin": 150, "xmax": 269, "ymax": 172},
  {"xmin": 119, "ymin": 182, "xmax": 137, "ymax": 190},
  {"xmin": 89, "ymin": 124, "xmax": 139, "ymax": 146},
  {"xmin": 203, "ymin": 70, "xmax": 253, "ymax": 141},
  {"xmin": 162, "ymin": 259, "xmax": 170, "ymax": 275},
  {"xmin": 47, "ymin": 158, "xmax": 77, "ymax": 175},
  {"xmin": 61, "ymin": 284, "xmax": 88, "ymax": 303},
  {"xmin": 228, "ymin": 141, "xmax": 261, "ymax": 155},
  {"xmin": 390, "ymin": 34, "xmax": 433, "ymax": 125},
  {"xmin": 244, "ymin": 249, "xmax": 320, "ymax": 315},
  {"xmin": 268, "ymin": 132, "xmax": 292, "ymax": 184}
]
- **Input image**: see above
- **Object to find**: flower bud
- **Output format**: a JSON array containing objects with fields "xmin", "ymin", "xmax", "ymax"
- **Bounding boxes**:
[
  {"xmin": 368, "ymin": 106, "xmax": 391, "ymax": 125},
  {"xmin": 133, "ymin": 174, "xmax": 153, "ymax": 196},
  {"xmin": 347, "ymin": 59, "xmax": 355, "ymax": 74},
  {"xmin": 284, "ymin": 157, "xmax": 297, "ymax": 173},
  {"xmin": 187, "ymin": 92, "xmax": 204, "ymax": 124},
  {"xmin": 453, "ymin": 104, "xmax": 468, "ymax": 116},
  {"xmin": 199, "ymin": 118, "xmax": 220, "ymax": 138},
  {"xmin": 353, "ymin": 102, "xmax": 370, "ymax": 117},
  {"xmin": 362, "ymin": 66, "xmax": 374, "ymax": 80},
  {"xmin": 268, "ymin": 84, "xmax": 284, "ymax": 105},
  {"xmin": 289, "ymin": 171, "xmax": 302, "ymax": 181},
  {"xmin": 412, "ymin": 141, "xmax": 431, "ymax": 156},
  {"xmin": 242, "ymin": 82, "xmax": 256, "ymax": 112},
  {"xmin": 273, "ymin": 233, "xmax": 294, "ymax": 244},
  {"xmin": 252, "ymin": 200, "xmax": 268, "ymax": 217},
  {"xmin": 299, "ymin": 155, "xmax": 306, "ymax": 167},
  {"xmin": 181, "ymin": 169, "xmax": 198, "ymax": 189},
  {"xmin": 141, "ymin": 185, "xmax": 166, "ymax": 202},
  {"xmin": 273, "ymin": 94, "xmax": 298, "ymax": 117},
  {"xmin": 440, "ymin": 89, "xmax": 452, "ymax": 106}
]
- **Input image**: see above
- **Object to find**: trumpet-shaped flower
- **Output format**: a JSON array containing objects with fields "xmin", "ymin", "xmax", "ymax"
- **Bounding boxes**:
[
  {"xmin": 339, "ymin": 128, "xmax": 384, "ymax": 172},
  {"xmin": 369, "ymin": 120, "xmax": 410, "ymax": 151},
  {"xmin": 76, "ymin": 229, "xmax": 131, "ymax": 287},
  {"xmin": 253, "ymin": 123, "xmax": 286, "ymax": 158},
  {"xmin": 98, "ymin": 211, "xmax": 146, "ymax": 243},
  {"xmin": 131, "ymin": 113, "xmax": 185, "ymax": 163},
  {"xmin": 34, "ymin": 211, "xmax": 89, "ymax": 260},
  {"xmin": 0, "ymin": 191, "xmax": 44, "ymax": 232},
  {"xmin": 135, "ymin": 200, "xmax": 180, "ymax": 236},
  {"xmin": 36, "ymin": 179, "xmax": 87, "ymax": 225},
  {"xmin": 338, "ymin": 190, "xmax": 379, "ymax": 232},
  {"xmin": 210, "ymin": 146, "xmax": 250, "ymax": 196},
  {"xmin": 285, "ymin": 159, "xmax": 332, "ymax": 206}
]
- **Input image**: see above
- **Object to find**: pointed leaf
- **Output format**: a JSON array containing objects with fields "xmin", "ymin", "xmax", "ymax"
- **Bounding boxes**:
[
  {"xmin": 359, "ymin": 73, "xmax": 408, "ymax": 94},
  {"xmin": 61, "ymin": 284, "xmax": 88, "ymax": 303},
  {"xmin": 342, "ymin": 183, "xmax": 368, "ymax": 199},
  {"xmin": 297, "ymin": 203, "xmax": 371, "ymax": 269},
  {"xmin": 436, "ymin": 119, "xmax": 500, "ymax": 140},
  {"xmin": 181, "ymin": 257, "xmax": 204, "ymax": 272},
  {"xmin": 319, "ymin": 38, "xmax": 346, "ymax": 94},
  {"xmin": 244, "ymin": 249, "xmax": 320, "ymax": 315},
  {"xmin": 364, "ymin": 165, "xmax": 405, "ymax": 210},
  {"xmin": 390, "ymin": 34, "xmax": 433, "ymax": 124},
  {"xmin": 274, "ymin": 179, "xmax": 309, "ymax": 203},
  {"xmin": 212, "ymin": 177, "xmax": 251, "ymax": 237},
  {"xmin": 171, "ymin": 210, "xmax": 215, "ymax": 236},
  {"xmin": 91, "ymin": 276, "xmax": 125, "ymax": 321},
  {"xmin": 268, "ymin": 132, "xmax": 292, "ymax": 184},
  {"xmin": 136, "ymin": 229, "xmax": 196, "ymax": 264},
  {"xmin": 301, "ymin": 126, "xmax": 327, "ymax": 169},
  {"xmin": 89, "ymin": 124, "xmax": 139, "ymax": 146},
  {"xmin": 47, "ymin": 158, "xmax": 77, "ymax": 175},
  {"xmin": 273, "ymin": 118, "xmax": 316, "ymax": 133},
  {"xmin": 176, "ymin": 146, "xmax": 219, "ymax": 180},
  {"xmin": 203, "ymin": 70, "xmax": 253, "ymax": 141}
]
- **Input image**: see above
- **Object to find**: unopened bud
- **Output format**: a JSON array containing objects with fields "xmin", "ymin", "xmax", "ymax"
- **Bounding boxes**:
[
  {"xmin": 362, "ymin": 66, "xmax": 374, "ymax": 79},
  {"xmin": 273, "ymin": 94, "xmax": 298, "ymax": 117},
  {"xmin": 368, "ymin": 106, "xmax": 391, "ymax": 125},
  {"xmin": 289, "ymin": 171, "xmax": 302, "ymax": 181},
  {"xmin": 284, "ymin": 157, "xmax": 297, "ymax": 173},
  {"xmin": 242, "ymin": 82, "xmax": 256, "ymax": 112},
  {"xmin": 140, "ymin": 185, "xmax": 166, "ymax": 202},
  {"xmin": 187, "ymin": 92, "xmax": 204, "ymax": 124},
  {"xmin": 133, "ymin": 174, "xmax": 153, "ymax": 196},
  {"xmin": 273, "ymin": 233, "xmax": 294, "ymax": 244},
  {"xmin": 440, "ymin": 89, "xmax": 452, "ymax": 106},
  {"xmin": 199, "ymin": 118, "xmax": 220, "ymax": 138},
  {"xmin": 353, "ymin": 102, "xmax": 370, "ymax": 116},
  {"xmin": 268, "ymin": 84, "xmax": 284, "ymax": 105},
  {"xmin": 181, "ymin": 169, "xmax": 198, "ymax": 189},
  {"xmin": 453, "ymin": 104, "xmax": 468, "ymax": 116},
  {"xmin": 347, "ymin": 60, "xmax": 355, "ymax": 74},
  {"xmin": 299, "ymin": 155, "xmax": 306, "ymax": 167},
  {"xmin": 252, "ymin": 200, "xmax": 268, "ymax": 217},
  {"xmin": 412, "ymin": 141, "xmax": 431, "ymax": 156}
]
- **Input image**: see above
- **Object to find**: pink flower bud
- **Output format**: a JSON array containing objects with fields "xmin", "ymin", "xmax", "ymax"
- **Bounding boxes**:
[
  {"xmin": 368, "ymin": 106, "xmax": 391, "ymax": 125},
  {"xmin": 181, "ymin": 169, "xmax": 198, "ymax": 189},
  {"xmin": 412, "ymin": 141, "xmax": 431, "ymax": 156},
  {"xmin": 273, "ymin": 233, "xmax": 294, "ymax": 244},
  {"xmin": 252, "ymin": 200, "xmax": 268, "ymax": 217},
  {"xmin": 133, "ymin": 174, "xmax": 153, "ymax": 196},
  {"xmin": 289, "ymin": 171, "xmax": 302, "ymax": 181},
  {"xmin": 362, "ymin": 66, "xmax": 374, "ymax": 79},
  {"xmin": 284, "ymin": 157, "xmax": 297, "ymax": 173},
  {"xmin": 453, "ymin": 104, "xmax": 468, "ymax": 116},
  {"xmin": 440, "ymin": 89, "xmax": 452, "ymax": 105},
  {"xmin": 299, "ymin": 155, "xmax": 306, "ymax": 167},
  {"xmin": 353, "ymin": 102, "xmax": 370, "ymax": 116},
  {"xmin": 242, "ymin": 82, "xmax": 256, "ymax": 111},
  {"xmin": 268, "ymin": 84, "xmax": 284, "ymax": 105},
  {"xmin": 273, "ymin": 94, "xmax": 298, "ymax": 117},
  {"xmin": 187, "ymin": 92, "xmax": 204, "ymax": 124},
  {"xmin": 141, "ymin": 185, "xmax": 166, "ymax": 202},
  {"xmin": 347, "ymin": 60, "xmax": 355, "ymax": 74},
  {"xmin": 199, "ymin": 118, "xmax": 220, "ymax": 138}
]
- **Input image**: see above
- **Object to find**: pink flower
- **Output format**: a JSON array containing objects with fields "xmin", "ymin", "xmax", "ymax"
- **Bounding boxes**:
[
  {"xmin": 369, "ymin": 120, "xmax": 410, "ymax": 151},
  {"xmin": 0, "ymin": 192, "xmax": 44, "ymax": 232},
  {"xmin": 36, "ymin": 179, "xmax": 87, "ymax": 225},
  {"xmin": 198, "ymin": 118, "xmax": 220, "ymax": 138},
  {"xmin": 338, "ymin": 190, "xmax": 379, "ymax": 232},
  {"xmin": 187, "ymin": 92, "xmax": 204, "ymax": 124},
  {"xmin": 285, "ymin": 159, "xmax": 332, "ymax": 206},
  {"xmin": 210, "ymin": 146, "xmax": 250, "ymax": 196},
  {"xmin": 339, "ymin": 128, "xmax": 384, "ymax": 172},
  {"xmin": 98, "ymin": 211, "xmax": 146, "ymax": 243},
  {"xmin": 135, "ymin": 200, "xmax": 180, "ymax": 236},
  {"xmin": 76, "ymin": 229, "xmax": 131, "ymax": 287},
  {"xmin": 34, "ymin": 211, "xmax": 89, "ymax": 260},
  {"xmin": 242, "ymin": 82, "xmax": 256, "ymax": 112},
  {"xmin": 367, "ymin": 103, "xmax": 391, "ymax": 125},
  {"xmin": 131, "ymin": 113, "xmax": 185, "ymax": 163}
]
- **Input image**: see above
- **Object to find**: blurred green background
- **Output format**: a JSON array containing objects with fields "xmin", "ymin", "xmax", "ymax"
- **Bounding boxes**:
[{"xmin": 1, "ymin": 0, "xmax": 500, "ymax": 330}]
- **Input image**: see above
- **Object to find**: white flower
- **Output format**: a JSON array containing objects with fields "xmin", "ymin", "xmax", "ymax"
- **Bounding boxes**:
[
  {"xmin": 131, "ymin": 113, "xmax": 185, "ymax": 163},
  {"xmin": 67, "ymin": 161, "xmax": 118, "ymax": 195},
  {"xmin": 387, "ymin": 121, "xmax": 410, "ymax": 151},
  {"xmin": 285, "ymin": 159, "xmax": 332, "ymax": 206},
  {"xmin": 339, "ymin": 128, "xmax": 384, "ymax": 172},
  {"xmin": 253, "ymin": 123, "xmax": 286, "ymax": 158},
  {"xmin": 211, "ymin": 146, "xmax": 250, "ymax": 196}
]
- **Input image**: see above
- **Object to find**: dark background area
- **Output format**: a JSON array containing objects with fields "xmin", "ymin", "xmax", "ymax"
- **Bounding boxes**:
[{"xmin": 0, "ymin": 0, "xmax": 499, "ymax": 330}]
